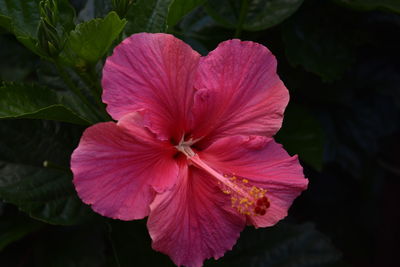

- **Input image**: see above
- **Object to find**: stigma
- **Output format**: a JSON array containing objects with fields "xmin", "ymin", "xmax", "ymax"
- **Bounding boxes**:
[
  {"xmin": 219, "ymin": 174, "xmax": 270, "ymax": 216},
  {"xmin": 176, "ymin": 144, "xmax": 271, "ymax": 217}
]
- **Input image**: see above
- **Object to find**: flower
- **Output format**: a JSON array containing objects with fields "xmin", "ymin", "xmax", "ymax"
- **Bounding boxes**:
[{"xmin": 71, "ymin": 33, "xmax": 308, "ymax": 267}]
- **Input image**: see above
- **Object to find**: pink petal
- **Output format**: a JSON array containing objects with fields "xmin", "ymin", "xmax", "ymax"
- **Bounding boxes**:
[
  {"xmin": 102, "ymin": 33, "xmax": 201, "ymax": 141},
  {"xmin": 147, "ymin": 161, "xmax": 246, "ymax": 267},
  {"xmin": 192, "ymin": 39, "xmax": 289, "ymax": 147},
  {"xmin": 200, "ymin": 135, "xmax": 308, "ymax": 228},
  {"xmin": 70, "ymin": 116, "xmax": 179, "ymax": 220}
]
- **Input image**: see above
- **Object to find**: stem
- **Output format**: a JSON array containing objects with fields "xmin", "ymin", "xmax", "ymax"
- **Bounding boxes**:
[
  {"xmin": 234, "ymin": 0, "xmax": 249, "ymax": 38},
  {"xmin": 43, "ymin": 160, "xmax": 70, "ymax": 172}
]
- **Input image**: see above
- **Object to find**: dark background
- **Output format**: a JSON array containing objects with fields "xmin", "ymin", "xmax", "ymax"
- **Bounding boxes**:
[{"xmin": 1, "ymin": 0, "xmax": 399, "ymax": 266}]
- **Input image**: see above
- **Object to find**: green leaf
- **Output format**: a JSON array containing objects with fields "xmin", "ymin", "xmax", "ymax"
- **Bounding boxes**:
[
  {"xmin": 0, "ymin": 35, "xmax": 38, "ymax": 81},
  {"xmin": 112, "ymin": 0, "xmax": 134, "ymax": 18},
  {"xmin": 276, "ymin": 104, "xmax": 324, "ymax": 170},
  {"xmin": 0, "ymin": 213, "xmax": 42, "ymax": 251},
  {"xmin": 167, "ymin": 0, "xmax": 205, "ymax": 27},
  {"xmin": 178, "ymin": 7, "xmax": 233, "ymax": 55},
  {"xmin": 0, "ymin": 0, "xmax": 39, "ymax": 36},
  {"xmin": 205, "ymin": 0, "xmax": 304, "ymax": 31},
  {"xmin": 57, "ymin": 0, "xmax": 76, "ymax": 32},
  {"xmin": 37, "ymin": 0, "xmax": 77, "ymax": 57},
  {"xmin": 0, "ymin": 0, "xmax": 41, "ymax": 52},
  {"xmin": 334, "ymin": 0, "xmax": 400, "ymax": 14},
  {"xmin": 125, "ymin": 0, "xmax": 174, "ymax": 34},
  {"xmin": 206, "ymin": 222, "xmax": 342, "ymax": 266},
  {"xmin": 0, "ymin": 120, "xmax": 80, "ymax": 166},
  {"xmin": 0, "ymin": 82, "xmax": 93, "ymax": 125},
  {"xmin": 0, "ymin": 163, "xmax": 91, "ymax": 225},
  {"xmin": 282, "ymin": 2, "xmax": 356, "ymax": 82},
  {"xmin": 0, "ymin": 0, "xmax": 75, "ymax": 55},
  {"xmin": 0, "ymin": 120, "xmax": 94, "ymax": 225},
  {"xmin": 62, "ymin": 11, "xmax": 126, "ymax": 66}
]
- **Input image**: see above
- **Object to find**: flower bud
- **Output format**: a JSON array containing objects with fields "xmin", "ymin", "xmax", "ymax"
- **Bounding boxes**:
[
  {"xmin": 37, "ymin": 19, "xmax": 62, "ymax": 57},
  {"xmin": 112, "ymin": 0, "xmax": 134, "ymax": 18},
  {"xmin": 37, "ymin": 0, "xmax": 64, "ymax": 57},
  {"xmin": 39, "ymin": 0, "xmax": 59, "ymax": 26}
]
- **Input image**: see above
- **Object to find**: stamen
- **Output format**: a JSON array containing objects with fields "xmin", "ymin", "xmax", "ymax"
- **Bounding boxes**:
[
  {"xmin": 218, "ymin": 174, "xmax": 270, "ymax": 216},
  {"xmin": 178, "ymin": 147, "xmax": 270, "ymax": 217}
]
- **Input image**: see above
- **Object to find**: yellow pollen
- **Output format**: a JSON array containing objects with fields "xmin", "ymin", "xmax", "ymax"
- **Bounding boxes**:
[
  {"xmin": 181, "ymin": 153, "xmax": 271, "ymax": 217},
  {"xmin": 239, "ymin": 198, "xmax": 248, "ymax": 204},
  {"xmin": 217, "ymin": 174, "xmax": 269, "ymax": 216}
]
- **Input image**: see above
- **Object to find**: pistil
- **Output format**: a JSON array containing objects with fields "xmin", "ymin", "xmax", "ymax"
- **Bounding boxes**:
[{"xmin": 175, "ymin": 143, "xmax": 270, "ymax": 216}]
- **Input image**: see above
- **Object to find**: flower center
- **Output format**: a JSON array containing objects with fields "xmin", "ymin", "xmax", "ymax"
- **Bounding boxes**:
[
  {"xmin": 175, "ymin": 143, "xmax": 270, "ymax": 216},
  {"xmin": 175, "ymin": 140, "xmax": 196, "ymax": 157}
]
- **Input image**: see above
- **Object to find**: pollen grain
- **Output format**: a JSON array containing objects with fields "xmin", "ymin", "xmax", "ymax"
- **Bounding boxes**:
[{"xmin": 218, "ymin": 174, "xmax": 270, "ymax": 217}]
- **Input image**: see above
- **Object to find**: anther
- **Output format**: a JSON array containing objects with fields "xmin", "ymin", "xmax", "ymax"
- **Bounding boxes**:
[
  {"xmin": 183, "ymin": 153, "xmax": 271, "ymax": 217},
  {"xmin": 217, "ymin": 174, "xmax": 270, "ymax": 216}
]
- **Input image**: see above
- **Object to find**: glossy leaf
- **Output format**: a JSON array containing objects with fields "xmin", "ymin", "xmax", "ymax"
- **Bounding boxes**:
[
  {"xmin": 0, "ymin": 0, "xmax": 76, "ymax": 55},
  {"xmin": 0, "ymin": 120, "xmax": 93, "ymax": 225},
  {"xmin": 0, "ymin": 0, "xmax": 39, "ymax": 36},
  {"xmin": 178, "ymin": 7, "xmax": 233, "ymax": 55},
  {"xmin": 0, "ymin": 163, "xmax": 93, "ymax": 226},
  {"xmin": 125, "ymin": 0, "xmax": 174, "ymax": 34},
  {"xmin": 0, "ymin": 35, "xmax": 37, "ymax": 81},
  {"xmin": 205, "ymin": 0, "xmax": 303, "ymax": 31},
  {"xmin": 0, "ymin": 82, "xmax": 93, "ymax": 125},
  {"xmin": 0, "ymin": 120, "xmax": 81, "ymax": 166},
  {"xmin": 167, "ymin": 0, "xmax": 205, "ymax": 27},
  {"xmin": 276, "ymin": 104, "xmax": 324, "ymax": 170},
  {"xmin": 63, "ymin": 11, "xmax": 126, "ymax": 66},
  {"xmin": 0, "ymin": 0, "xmax": 41, "ymax": 52}
]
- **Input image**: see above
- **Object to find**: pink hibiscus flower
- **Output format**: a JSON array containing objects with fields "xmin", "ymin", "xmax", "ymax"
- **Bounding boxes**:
[{"xmin": 71, "ymin": 33, "xmax": 308, "ymax": 267}]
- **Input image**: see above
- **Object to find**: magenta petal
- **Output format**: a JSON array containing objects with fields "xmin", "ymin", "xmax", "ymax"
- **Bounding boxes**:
[
  {"xmin": 70, "ymin": 120, "xmax": 179, "ymax": 220},
  {"xmin": 192, "ymin": 39, "xmax": 289, "ymax": 147},
  {"xmin": 147, "ymin": 162, "xmax": 246, "ymax": 267},
  {"xmin": 200, "ymin": 135, "xmax": 308, "ymax": 228},
  {"xmin": 102, "ymin": 33, "xmax": 201, "ymax": 141}
]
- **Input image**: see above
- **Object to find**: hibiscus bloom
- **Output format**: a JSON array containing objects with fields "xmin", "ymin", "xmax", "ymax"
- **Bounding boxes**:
[{"xmin": 71, "ymin": 33, "xmax": 308, "ymax": 267}]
